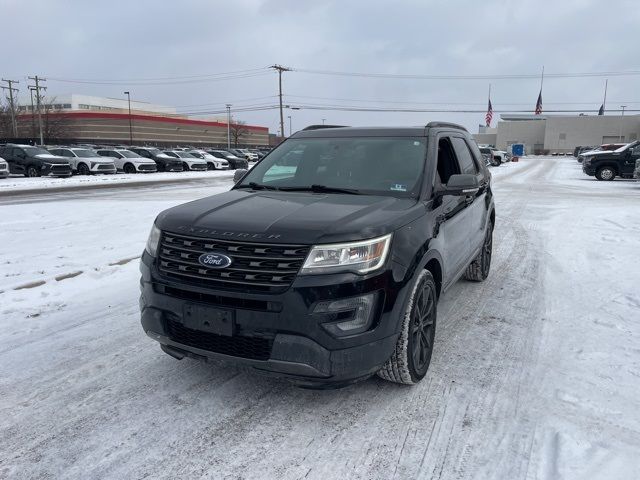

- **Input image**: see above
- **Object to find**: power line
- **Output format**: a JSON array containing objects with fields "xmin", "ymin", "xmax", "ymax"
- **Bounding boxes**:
[
  {"xmin": 291, "ymin": 67, "xmax": 640, "ymax": 80},
  {"xmin": 46, "ymin": 67, "xmax": 268, "ymax": 82},
  {"xmin": 46, "ymin": 70, "xmax": 272, "ymax": 86}
]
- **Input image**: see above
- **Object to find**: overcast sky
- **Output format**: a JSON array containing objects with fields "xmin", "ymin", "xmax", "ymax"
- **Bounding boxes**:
[{"xmin": 3, "ymin": 0, "xmax": 639, "ymax": 134}]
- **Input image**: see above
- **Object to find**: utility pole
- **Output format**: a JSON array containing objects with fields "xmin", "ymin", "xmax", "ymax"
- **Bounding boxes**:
[
  {"xmin": 321, "ymin": 118, "xmax": 326, "ymax": 125},
  {"xmin": 619, "ymin": 105, "xmax": 627, "ymax": 142},
  {"xmin": 1, "ymin": 79, "xmax": 20, "ymax": 136},
  {"xmin": 287, "ymin": 115, "xmax": 292, "ymax": 137},
  {"xmin": 28, "ymin": 76, "xmax": 46, "ymax": 144},
  {"xmin": 270, "ymin": 65, "xmax": 290, "ymax": 139},
  {"xmin": 226, "ymin": 104, "xmax": 232, "ymax": 148},
  {"xmin": 29, "ymin": 87, "xmax": 36, "ymax": 139},
  {"xmin": 124, "ymin": 91, "xmax": 133, "ymax": 144}
]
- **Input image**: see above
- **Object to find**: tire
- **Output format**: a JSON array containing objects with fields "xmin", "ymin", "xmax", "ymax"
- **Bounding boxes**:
[
  {"xmin": 77, "ymin": 163, "xmax": 91, "ymax": 175},
  {"xmin": 378, "ymin": 269, "xmax": 437, "ymax": 385},
  {"xmin": 493, "ymin": 158, "xmax": 502, "ymax": 166},
  {"xmin": 595, "ymin": 166, "xmax": 616, "ymax": 181},
  {"xmin": 26, "ymin": 165, "xmax": 40, "ymax": 177},
  {"xmin": 208, "ymin": 162, "xmax": 216, "ymax": 170},
  {"xmin": 465, "ymin": 220, "xmax": 493, "ymax": 282},
  {"xmin": 182, "ymin": 162, "xmax": 190, "ymax": 171},
  {"xmin": 123, "ymin": 163, "xmax": 136, "ymax": 174}
]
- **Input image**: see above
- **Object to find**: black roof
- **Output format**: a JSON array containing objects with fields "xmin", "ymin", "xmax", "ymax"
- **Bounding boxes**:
[{"xmin": 293, "ymin": 122, "xmax": 467, "ymax": 139}]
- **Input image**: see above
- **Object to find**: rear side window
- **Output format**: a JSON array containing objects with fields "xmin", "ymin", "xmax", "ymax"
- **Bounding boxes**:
[{"xmin": 451, "ymin": 137, "xmax": 478, "ymax": 175}]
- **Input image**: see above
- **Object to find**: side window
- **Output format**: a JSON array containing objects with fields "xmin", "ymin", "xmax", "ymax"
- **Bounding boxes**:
[
  {"xmin": 451, "ymin": 137, "xmax": 478, "ymax": 175},
  {"xmin": 62, "ymin": 150, "xmax": 74, "ymax": 157},
  {"xmin": 436, "ymin": 137, "xmax": 461, "ymax": 185},
  {"xmin": 632, "ymin": 146, "xmax": 640, "ymax": 156}
]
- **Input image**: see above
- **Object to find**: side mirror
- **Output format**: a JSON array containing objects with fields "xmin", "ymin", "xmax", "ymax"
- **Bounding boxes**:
[
  {"xmin": 233, "ymin": 169, "xmax": 248, "ymax": 184},
  {"xmin": 437, "ymin": 174, "xmax": 479, "ymax": 197}
]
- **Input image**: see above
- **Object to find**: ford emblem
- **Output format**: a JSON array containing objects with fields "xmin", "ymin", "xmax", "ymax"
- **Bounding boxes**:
[{"xmin": 198, "ymin": 252, "xmax": 232, "ymax": 269}]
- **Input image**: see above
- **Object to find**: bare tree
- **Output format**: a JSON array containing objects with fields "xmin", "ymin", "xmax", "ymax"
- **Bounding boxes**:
[
  {"xmin": 41, "ymin": 96, "xmax": 72, "ymax": 141},
  {"xmin": 229, "ymin": 120, "xmax": 250, "ymax": 147},
  {"xmin": 0, "ymin": 101, "xmax": 13, "ymax": 139}
]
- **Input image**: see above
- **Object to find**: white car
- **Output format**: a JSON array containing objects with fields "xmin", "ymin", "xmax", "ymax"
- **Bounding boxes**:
[
  {"xmin": 187, "ymin": 149, "xmax": 229, "ymax": 170},
  {"xmin": 48, "ymin": 147, "xmax": 116, "ymax": 175},
  {"xmin": 0, "ymin": 156, "xmax": 8, "ymax": 178},
  {"xmin": 96, "ymin": 148, "xmax": 157, "ymax": 173},
  {"xmin": 163, "ymin": 150, "xmax": 208, "ymax": 171},
  {"xmin": 237, "ymin": 148, "xmax": 259, "ymax": 161}
]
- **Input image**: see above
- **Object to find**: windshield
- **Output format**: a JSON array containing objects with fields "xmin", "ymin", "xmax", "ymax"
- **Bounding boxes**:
[
  {"xmin": 147, "ymin": 148, "xmax": 162, "ymax": 155},
  {"xmin": 73, "ymin": 149, "xmax": 100, "ymax": 158},
  {"xmin": 236, "ymin": 137, "xmax": 426, "ymax": 197},
  {"xmin": 24, "ymin": 146, "xmax": 51, "ymax": 156},
  {"xmin": 119, "ymin": 150, "xmax": 141, "ymax": 158},
  {"xmin": 175, "ymin": 152, "xmax": 196, "ymax": 159}
]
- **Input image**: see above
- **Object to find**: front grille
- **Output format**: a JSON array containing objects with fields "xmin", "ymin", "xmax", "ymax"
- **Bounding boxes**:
[
  {"xmin": 51, "ymin": 165, "xmax": 71, "ymax": 174},
  {"xmin": 158, "ymin": 231, "xmax": 310, "ymax": 292},
  {"xmin": 162, "ymin": 285, "xmax": 280, "ymax": 312},
  {"xmin": 191, "ymin": 164, "xmax": 207, "ymax": 170},
  {"xmin": 0, "ymin": 164, "xmax": 6, "ymax": 170},
  {"xmin": 138, "ymin": 164, "xmax": 157, "ymax": 172},
  {"xmin": 97, "ymin": 164, "xmax": 114, "ymax": 171},
  {"xmin": 166, "ymin": 319, "xmax": 273, "ymax": 360}
]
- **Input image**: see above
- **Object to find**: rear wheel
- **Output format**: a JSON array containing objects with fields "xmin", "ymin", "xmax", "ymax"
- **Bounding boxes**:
[
  {"xmin": 378, "ymin": 269, "xmax": 437, "ymax": 385},
  {"xmin": 26, "ymin": 165, "xmax": 40, "ymax": 177},
  {"xmin": 182, "ymin": 162, "xmax": 190, "ymax": 171},
  {"xmin": 596, "ymin": 166, "xmax": 616, "ymax": 181},
  {"xmin": 123, "ymin": 163, "xmax": 136, "ymax": 174},
  {"xmin": 465, "ymin": 220, "xmax": 493, "ymax": 281},
  {"xmin": 77, "ymin": 163, "xmax": 90, "ymax": 175}
]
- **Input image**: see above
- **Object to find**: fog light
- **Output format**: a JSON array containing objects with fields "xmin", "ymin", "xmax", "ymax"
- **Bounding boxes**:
[{"xmin": 314, "ymin": 293, "xmax": 377, "ymax": 336}]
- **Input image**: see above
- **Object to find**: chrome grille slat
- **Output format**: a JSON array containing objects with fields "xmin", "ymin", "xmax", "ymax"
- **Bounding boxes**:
[{"xmin": 158, "ymin": 231, "xmax": 310, "ymax": 292}]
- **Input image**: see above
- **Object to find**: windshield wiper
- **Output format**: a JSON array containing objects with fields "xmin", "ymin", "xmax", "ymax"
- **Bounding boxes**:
[
  {"xmin": 235, "ymin": 182, "xmax": 279, "ymax": 191},
  {"xmin": 279, "ymin": 184, "xmax": 361, "ymax": 195}
]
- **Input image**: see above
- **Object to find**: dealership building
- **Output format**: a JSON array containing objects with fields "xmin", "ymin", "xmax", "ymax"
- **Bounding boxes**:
[
  {"xmin": 473, "ymin": 114, "xmax": 640, "ymax": 154},
  {"xmin": 14, "ymin": 94, "xmax": 270, "ymax": 146}
]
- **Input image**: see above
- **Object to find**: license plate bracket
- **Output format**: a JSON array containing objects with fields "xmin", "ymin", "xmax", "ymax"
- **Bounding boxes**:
[{"xmin": 182, "ymin": 303, "xmax": 236, "ymax": 336}]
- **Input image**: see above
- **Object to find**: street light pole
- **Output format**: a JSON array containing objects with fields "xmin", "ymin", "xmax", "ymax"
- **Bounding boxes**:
[
  {"xmin": 321, "ymin": 118, "xmax": 326, "ymax": 125},
  {"xmin": 226, "ymin": 104, "xmax": 232, "ymax": 149},
  {"xmin": 124, "ymin": 91, "xmax": 133, "ymax": 145},
  {"xmin": 287, "ymin": 115, "xmax": 292, "ymax": 137},
  {"xmin": 619, "ymin": 105, "xmax": 627, "ymax": 142}
]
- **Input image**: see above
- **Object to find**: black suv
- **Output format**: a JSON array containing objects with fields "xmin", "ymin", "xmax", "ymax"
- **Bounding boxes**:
[
  {"xmin": 582, "ymin": 141, "xmax": 640, "ymax": 180},
  {"xmin": 140, "ymin": 123, "xmax": 495, "ymax": 387},
  {"xmin": 0, "ymin": 144, "xmax": 72, "ymax": 177},
  {"xmin": 206, "ymin": 149, "xmax": 249, "ymax": 170},
  {"xmin": 129, "ymin": 147, "xmax": 183, "ymax": 172}
]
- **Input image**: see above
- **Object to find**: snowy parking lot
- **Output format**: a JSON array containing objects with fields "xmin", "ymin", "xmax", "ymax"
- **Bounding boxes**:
[{"xmin": 1, "ymin": 157, "xmax": 639, "ymax": 479}]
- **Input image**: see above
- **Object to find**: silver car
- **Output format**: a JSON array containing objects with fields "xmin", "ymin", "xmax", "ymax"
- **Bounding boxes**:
[
  {"xmin": 48, "ymin": 147, "xmax": 116, "ymax": 175},
  {"xmin": 634, "ymin": 158, "xmax": 640, "ymax": 180},
  {"xmin": 0, "ymin": 156, "xmax": 8, "ymax": 178}
]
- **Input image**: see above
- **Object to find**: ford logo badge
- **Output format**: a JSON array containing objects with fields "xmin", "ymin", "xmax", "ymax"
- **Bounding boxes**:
[{"xmin": 198, "ymin": 252, "xmax": 232, "ymax": 269}]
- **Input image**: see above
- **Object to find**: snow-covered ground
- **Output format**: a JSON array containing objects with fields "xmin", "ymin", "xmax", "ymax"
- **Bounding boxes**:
[
  {"xmin": 1, "ymin": 157, "xmax": 639, "ymax": 479},
  {"xmin": 0, "ymin": 169, "xmax": 235, "ymax": 194}
]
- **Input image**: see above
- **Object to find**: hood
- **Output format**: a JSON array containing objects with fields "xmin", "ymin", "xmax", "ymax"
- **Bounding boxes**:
[
  {"xmin": 581, "ymin": 150, "xmax": 613, "ymax": 157},
  {"xmin": 35, "ymin": 154, "xmax": 68, "ymax": 163},
  {"xmin": 156, "ymin": 190, "xmax": 422, "ymax": 245}
]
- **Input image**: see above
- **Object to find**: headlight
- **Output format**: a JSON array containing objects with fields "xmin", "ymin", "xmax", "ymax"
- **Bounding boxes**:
[
  {"xmin": 300, "ymin": 234, "xmax": 392, "ymax": 275},
  {"xmin": 145, "ymin": 224, "xmax": 161, "ymax": 257}
]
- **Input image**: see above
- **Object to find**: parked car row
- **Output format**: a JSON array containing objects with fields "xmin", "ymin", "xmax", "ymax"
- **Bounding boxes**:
[
  {"xmin": 580, "ymin": 141, "xmax": 640, "ymax": 181},
  {"xmin": 0, "ymin": 143, "xmax": 270, "ymax": 178}
]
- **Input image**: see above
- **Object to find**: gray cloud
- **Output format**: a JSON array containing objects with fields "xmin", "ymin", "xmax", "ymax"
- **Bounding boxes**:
[{"xmin": 3, "ymin": 0, "xmax": 638, "ymax": 133}]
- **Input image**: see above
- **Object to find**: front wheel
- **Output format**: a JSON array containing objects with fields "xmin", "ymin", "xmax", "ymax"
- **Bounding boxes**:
[
  {"xmin": 26, "ymin": 165, "xmax": 40, "ymax": 177},
  {"xmin": 595, "ymin": 166, "xmax": 616, "ymax": 181},
  {"xmin": 378, "ymin": 269, "xmax": 437, "ymax": 385},
  {"xmin": 182, "ymin": 162, "xmax": 190, "ymax": 171},
  {"xmin": 465, "ymin": 220, "xmax": 493, "ymax": 281},
  {"xmin": 123, "ymin": 163, "xmax": 136, "ymax": 174},
  {"xmin": 77, "ymin": 163, "xmax": 91, "ymax": 175}
]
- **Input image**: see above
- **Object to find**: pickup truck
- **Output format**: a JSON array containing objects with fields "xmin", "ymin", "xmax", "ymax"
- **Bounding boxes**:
[{"xmin": 582, "ymin": 141, "xmax": 640, "ymax": 180}]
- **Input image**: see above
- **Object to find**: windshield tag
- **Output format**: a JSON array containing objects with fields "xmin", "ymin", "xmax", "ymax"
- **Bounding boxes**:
[{"xmin": 391, "ymin": 184, "xmax": 407, "ymax": 192}]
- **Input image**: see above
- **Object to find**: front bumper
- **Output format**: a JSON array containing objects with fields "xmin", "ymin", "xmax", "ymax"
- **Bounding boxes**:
[
  {"xmin": 91, "ymin": 164, "xmax": 117, "ymax": 174},
  {"xmin": 582, "ymin": 165, "xmax": 596, "ymax": 176},
  {"xmin": 139, "ymin": 251, "xmax": 411, "ymax": 385},
  {"xmin": 187, "ymin": 163, "xmax": 208, "ymax": 171},
  {"xmin": 0, "ymin": 168, "xmax": 8, "ymax": 178},
  {"xmin": 43, "ymin": 163, "xmax": 72, "ymax": 177},
  {"xmin": 136, "ymin": 163, "xmax": 158, "ymax": 173}
]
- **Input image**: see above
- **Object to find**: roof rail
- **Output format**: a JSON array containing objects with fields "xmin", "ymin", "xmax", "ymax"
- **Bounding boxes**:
[
  {"xmin": 425, "ymin": 122, "xmax": 468, "ymax": 132},
  {"xmin": 302, "ymin": 124, "xmax": 349, "ymax": 131}
]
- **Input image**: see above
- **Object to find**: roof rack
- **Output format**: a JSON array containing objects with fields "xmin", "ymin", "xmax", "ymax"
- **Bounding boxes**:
[
  {"xmin": 302, "ymin": 125, "xmax": 349, "ymax": 131},
  {"xmin": 426, "ymin": 122, "xmax": 468, "ymax": 132}
]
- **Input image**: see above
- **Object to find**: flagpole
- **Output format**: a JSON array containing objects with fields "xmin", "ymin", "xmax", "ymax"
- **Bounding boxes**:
[
  {"xmin": 603, "ymin": 79, "xmax": 608, "ymax": 112},
  {"xmin": 540, "ymin": 66, "xmax": 544, "ymax": 91},
  {"xmin": 488, "ymin": 83, "xmax": 491, "ymax": 101}
]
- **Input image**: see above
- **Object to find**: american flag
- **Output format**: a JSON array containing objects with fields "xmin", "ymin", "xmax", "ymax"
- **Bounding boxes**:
[
  {"xmin": 485, "ymin": 99, "xmax": 493, "ymax": 126},
  {"xmin": 598, "ymin": 104, "xmax": 605, "ymax": 115},
  {"xmin": 535, "ymin": 91, "xmax": 543, "ymax": 115}
]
